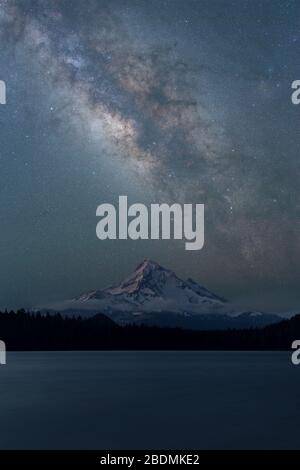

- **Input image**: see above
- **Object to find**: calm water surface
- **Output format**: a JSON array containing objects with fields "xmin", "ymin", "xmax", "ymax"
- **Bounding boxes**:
[{"xmin": 0, "ymin": 351, "xmax": 299, "ymax": 449}]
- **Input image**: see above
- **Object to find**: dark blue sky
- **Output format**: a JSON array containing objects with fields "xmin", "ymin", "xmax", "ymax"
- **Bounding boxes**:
[{"xmin": 0, "ymin": 0, "xmax": 299, "ymax": 312}]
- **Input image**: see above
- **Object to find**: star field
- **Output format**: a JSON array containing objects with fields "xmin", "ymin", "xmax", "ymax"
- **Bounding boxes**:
[{"xmin": 0, "ymin": 0, "xmax": 299, "ymax": 312}]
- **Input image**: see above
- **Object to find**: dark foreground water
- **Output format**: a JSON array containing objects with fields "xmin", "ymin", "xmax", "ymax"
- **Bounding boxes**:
[{"xmin": 0, "ymin": 351, "xmax": 299, "ymax": 449}]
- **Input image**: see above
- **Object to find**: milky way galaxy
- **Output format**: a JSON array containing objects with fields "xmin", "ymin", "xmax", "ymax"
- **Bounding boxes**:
[{"xmin": 0, "ymin": 0, "xmax": 299, "ymax": 312}]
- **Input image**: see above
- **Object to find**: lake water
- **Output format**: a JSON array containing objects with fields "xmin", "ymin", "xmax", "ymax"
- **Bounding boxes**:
[{"xmin": 0, "ymin": 351, "xmax": 299, "ymax": 449}]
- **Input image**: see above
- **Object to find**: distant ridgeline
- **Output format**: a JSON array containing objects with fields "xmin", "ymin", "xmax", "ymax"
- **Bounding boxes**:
[{"xmin": 0, "ymin": 309, "xmax": 299, "ymax": 350}]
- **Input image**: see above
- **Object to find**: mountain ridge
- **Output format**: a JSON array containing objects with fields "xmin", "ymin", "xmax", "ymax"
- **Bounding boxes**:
[{"xmin": 38, "ymin": 259, "xmax": 282, "ymax": 330}]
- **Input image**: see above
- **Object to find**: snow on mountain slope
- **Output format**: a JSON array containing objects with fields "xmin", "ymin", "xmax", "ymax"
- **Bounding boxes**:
[
  {"xmin": 73, "ymin": 259, "xmax": 229, "ymax": 315},
  {"xmin": 38, "ymin": 259, "xmax": 281, "ymax": 329}
]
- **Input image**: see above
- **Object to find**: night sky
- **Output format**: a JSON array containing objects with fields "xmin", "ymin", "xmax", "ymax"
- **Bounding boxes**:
[{"xmin": 0, "ymin": 0, "xmax": 299, "ymax": 312}]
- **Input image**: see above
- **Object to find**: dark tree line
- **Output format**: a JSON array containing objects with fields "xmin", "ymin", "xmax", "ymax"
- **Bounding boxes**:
[{"xmin": 0, "ymin": 309, "xmax": 299, "ymax": 350}]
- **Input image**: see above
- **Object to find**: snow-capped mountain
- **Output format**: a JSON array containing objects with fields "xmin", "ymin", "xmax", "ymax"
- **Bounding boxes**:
[
  {"xmin": 75, "ymin": 259, "xmax": 227, "ymax": 313},
  {"xmin": 39, "ymin": 259, "xmax": 281, "ymax": 330}
]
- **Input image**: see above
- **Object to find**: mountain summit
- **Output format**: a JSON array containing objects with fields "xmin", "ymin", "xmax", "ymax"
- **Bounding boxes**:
[
  {"xmin": 40, "ymin": 259, "xmax": 280, "ymax": 330},
  {"xmin": 77, "ymin": 259, "xmax": 226, "ymax": 307}
]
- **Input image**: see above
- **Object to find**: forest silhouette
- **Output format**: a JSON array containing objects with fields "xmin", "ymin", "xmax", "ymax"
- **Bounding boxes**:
[{"xmin": 0, "ymin": 309, "xmax": 299, "ymax": 350}]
